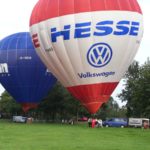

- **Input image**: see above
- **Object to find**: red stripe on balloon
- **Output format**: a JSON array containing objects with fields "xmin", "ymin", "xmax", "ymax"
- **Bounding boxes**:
[
  {"xmin": 30, "ymin": 0, "xmax": 142, "ymax": 26},
  {"xmin": 67, "ymin": 82, "xmax": 119, "ymax": 114}
]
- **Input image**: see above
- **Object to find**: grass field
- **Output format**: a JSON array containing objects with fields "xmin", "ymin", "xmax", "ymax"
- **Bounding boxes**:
[{"xmin": 0, "ymin": 120, "xmax": 150, "ymax": 150}]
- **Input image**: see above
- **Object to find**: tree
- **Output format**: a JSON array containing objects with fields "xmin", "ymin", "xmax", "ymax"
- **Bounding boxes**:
[
  {"xmin": 0, "ymin": 82, "xmax": 127, "ymax": 120},
  {"xmin": 96, "ymin": 96, "xmax": 125, "ymax": 120},
  {"xmin": 118, "ymin": 58, "xmax": 150, "ymax": 118},
  {"xmin": 0, "ymin": 82, "xmax": 89, "ymax": 120},
  {"xmin": 36, "ymin": 82, "xmax": 89, "ymax": 121},
  {"xmin": 0, "ymin": 91, "xmax": 22, "ymax": 117}
]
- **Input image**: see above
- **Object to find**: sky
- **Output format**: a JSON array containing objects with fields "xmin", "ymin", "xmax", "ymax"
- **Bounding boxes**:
[{"xmin": 0, "ymin": 0, "xmax": 149, "ymax": 106}]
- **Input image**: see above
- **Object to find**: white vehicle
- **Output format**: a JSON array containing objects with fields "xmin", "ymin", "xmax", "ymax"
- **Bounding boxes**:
[
  {"xmin": 128, "ymin": 118, "xmax": 149, "ymax": 128},
  {"xmin": 13, "ymin": 116, "xmax": 27, "ymax": 123}
]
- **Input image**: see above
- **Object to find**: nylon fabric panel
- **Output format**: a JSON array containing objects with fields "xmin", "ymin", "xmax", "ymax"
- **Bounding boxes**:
[
  {"xmin": 30, "ymin": 11, "xmax": 143, "ymax": 87},
  {"xmin": 89, "ymin": 0, "xmax": 106, "ymax": 10},
  {"xmin": 131, "ymin": 0, "xmax": 142, "ymax": 13},
  {"xmin": 30, "ymin": 0, "xmax": 142, "ymax": 26},
  {"xmin": 104, "ymin": 0, "xmax": 120, "ymax": 10},
  {"xmin": 51, "ymin": 21, "xmax": 78, "ymax": 86},
  {"xmin": 50, "ymin": 12, "xmax": 94, "ymax": 86},
  {"xmin": 32, "ymin": 22, "xmax": 71, "ymax": 86},
  {"xmin": 67, "ymin": 82, "xmax": 118, "ymax": 103},
  {"xmin": 67, "ymin": 82, "xmax": 118, "ymax": 114},
  {"xmin": 74, "ymin": 0, "xmax": 91, "ymax": 13},
  {"xmin": 59, "ymin": 0, "xmax": 74, "ymax": 15}
]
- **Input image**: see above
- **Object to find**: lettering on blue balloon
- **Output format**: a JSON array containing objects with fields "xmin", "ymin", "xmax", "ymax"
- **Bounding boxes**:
[{"xmin": 0, "ymin": 63, "xmax": 8, "ymax": 73}]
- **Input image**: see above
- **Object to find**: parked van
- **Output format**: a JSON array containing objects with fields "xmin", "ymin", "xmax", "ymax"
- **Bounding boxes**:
[
  {"xmin": 13, "ymin": 116, "xmax": 27, "ymax": 123},
  {"xmin": 128, "ymin": 118, "xmax": 149, "ymax": 128}
]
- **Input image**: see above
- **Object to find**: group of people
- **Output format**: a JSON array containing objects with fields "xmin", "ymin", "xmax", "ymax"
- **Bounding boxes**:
[{"xmin": 88, "ymin": 118, "xmax": 103, "ymax": 128}]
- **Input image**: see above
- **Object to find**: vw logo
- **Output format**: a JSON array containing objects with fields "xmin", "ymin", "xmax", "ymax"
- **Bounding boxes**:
[{"xmin": 87, "ymin": 43, "xmax": 113, "ymax": 67}]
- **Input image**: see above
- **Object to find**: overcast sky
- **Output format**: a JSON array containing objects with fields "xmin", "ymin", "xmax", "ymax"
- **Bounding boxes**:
[{"xmin": 0, "ymin": 0, "xmax": 149, "ymax": 106}]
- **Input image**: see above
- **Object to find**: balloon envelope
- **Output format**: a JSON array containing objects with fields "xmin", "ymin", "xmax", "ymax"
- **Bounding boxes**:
[
  {"xmin": 0, "ymin": 32, "xmax": 57, "ymax": 112},
  {"xmin": 30, "ymin": 0, "xmax": 143, "ymax": 114}
]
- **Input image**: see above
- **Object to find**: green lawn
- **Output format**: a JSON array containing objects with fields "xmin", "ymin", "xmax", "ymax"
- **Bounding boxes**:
[{"xmin": 0, "ymin": 120, "xmax": 150, "ymax": 150}]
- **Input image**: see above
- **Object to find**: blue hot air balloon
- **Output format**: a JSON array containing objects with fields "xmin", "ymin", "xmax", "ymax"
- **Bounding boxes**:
[{"xmin": 0, "ymin": 32, "xmax": 57, "ymax": 112}]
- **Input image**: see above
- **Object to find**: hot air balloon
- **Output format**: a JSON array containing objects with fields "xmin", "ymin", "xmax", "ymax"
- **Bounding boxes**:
[
  {"xmin": 0, "ymin": 32, "xmax": 57, "ymax": 112},
  {"xmin": 29, "ymin": 0, "xmax": 143, "ymax": 114}
]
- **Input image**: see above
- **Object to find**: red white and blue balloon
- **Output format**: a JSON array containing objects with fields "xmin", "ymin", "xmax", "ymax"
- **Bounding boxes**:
[{"xmin": 30, "ymin": 0, "xmax": 143, "ymax": 114}]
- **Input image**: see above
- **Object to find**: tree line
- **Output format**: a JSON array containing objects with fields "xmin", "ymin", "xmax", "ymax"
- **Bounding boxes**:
[
  {"xmin": 119, "ymin": 58, "xmax": 150, "ymax": 118},
  {"xmin": 0, "ymin": 82, "xmax": 125, "ymax": 121},
  {"xmin": 0, "ymin": 58, "xmax": 149, "ymax": 121}
]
